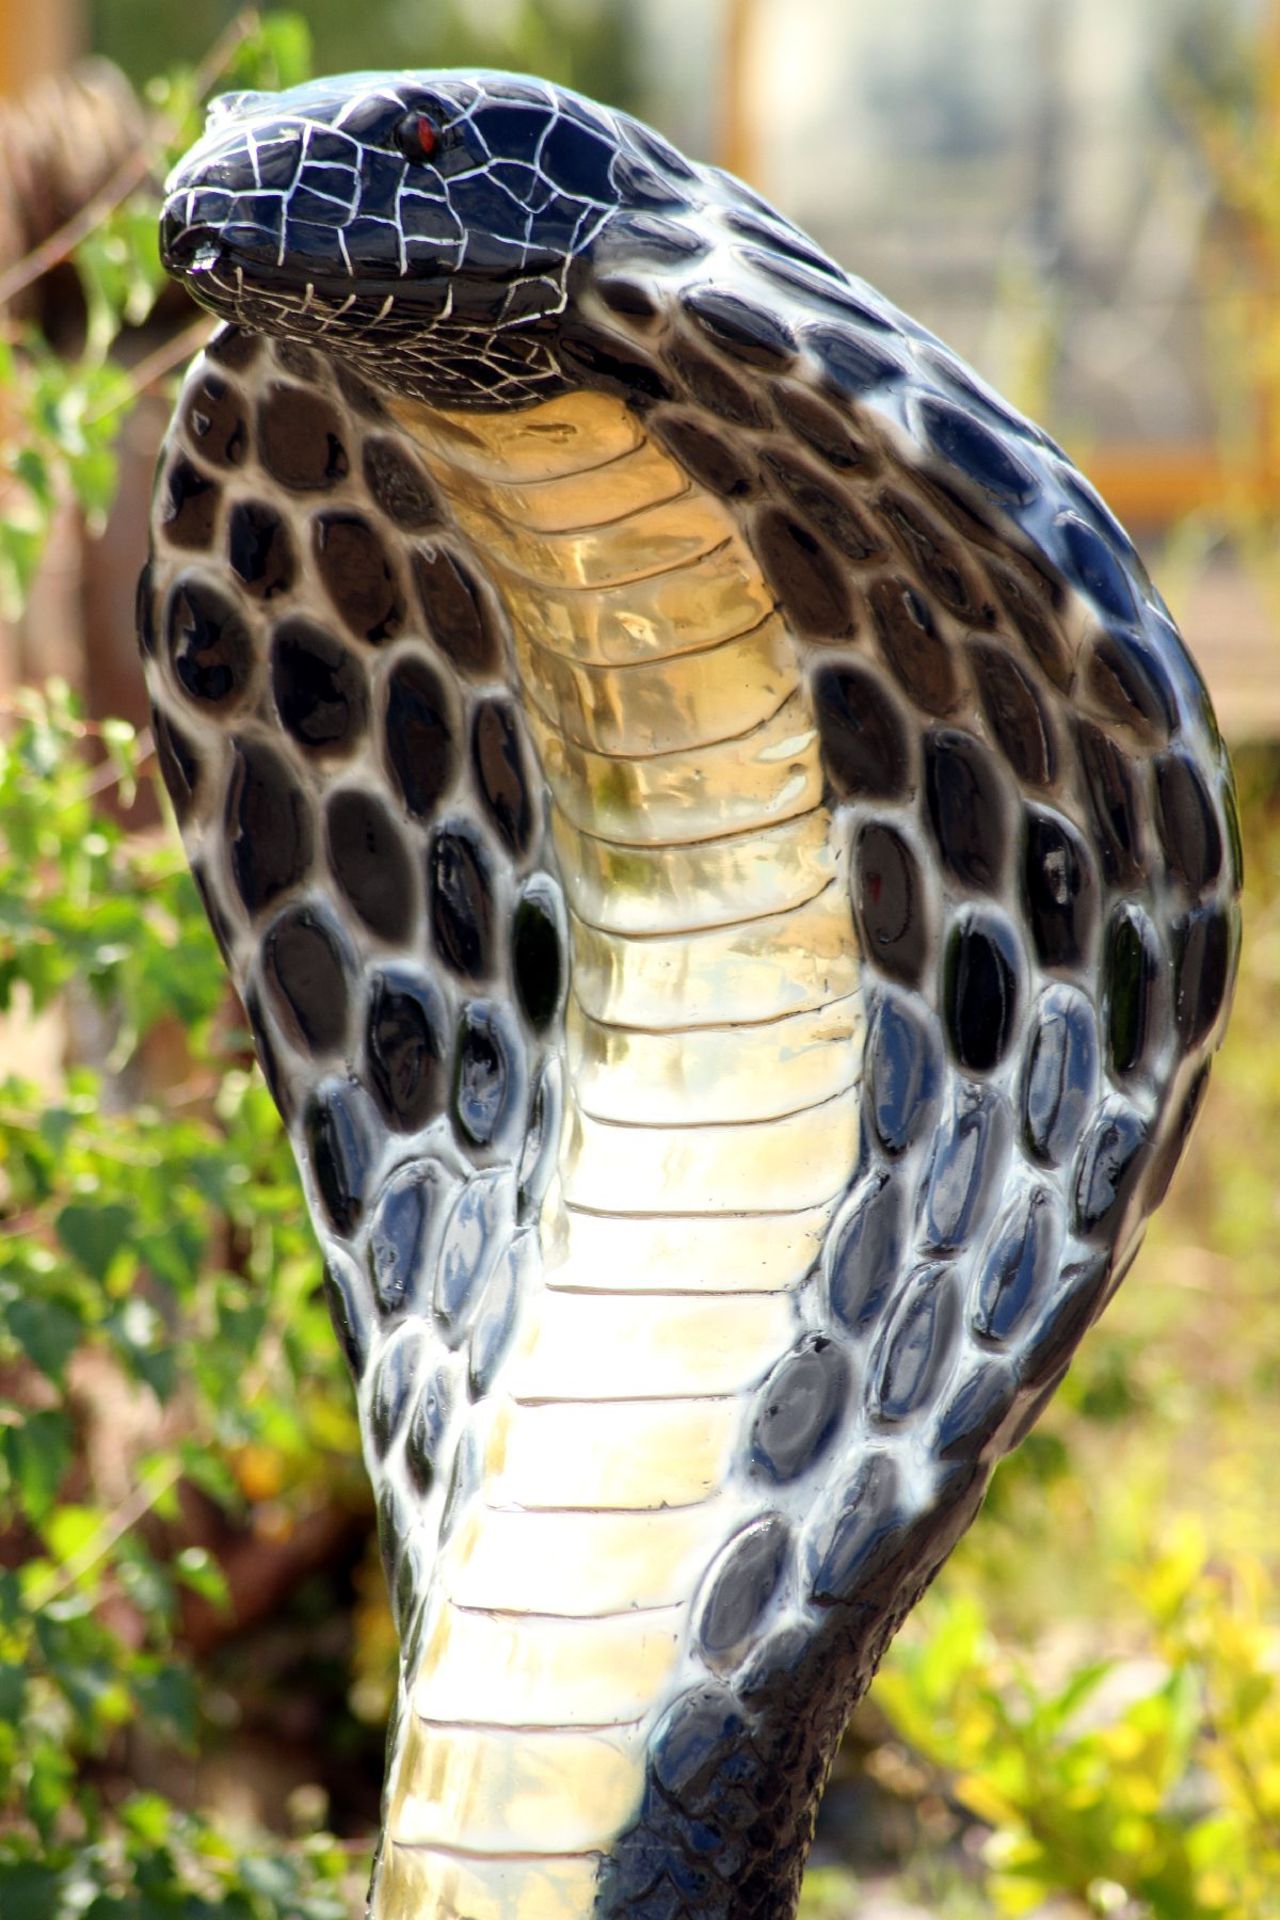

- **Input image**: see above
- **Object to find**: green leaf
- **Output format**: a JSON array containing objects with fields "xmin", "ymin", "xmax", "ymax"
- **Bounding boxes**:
[
  {"xmin": 0, "ymin": 1862, "xmax": 65, "ymax": 1920},
  {"xmin": 2, "ymin": 1410, "xmax": 72, "ymax": 1524},
  {"xmin": 56, "ymin": 1202, "xmax": 135, "ymax": 1283},
  {"xmin": 3, "ymin": 1295, "xmax": 83, "ymax": 1383}
]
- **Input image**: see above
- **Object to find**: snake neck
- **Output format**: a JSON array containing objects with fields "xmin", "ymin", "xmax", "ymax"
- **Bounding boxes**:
[{"xmin": 370, "ymin": 387, "xmax": 864, "ymax": 1918}]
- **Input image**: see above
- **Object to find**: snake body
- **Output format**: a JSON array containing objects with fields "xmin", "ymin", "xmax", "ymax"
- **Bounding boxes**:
[{"xmin": 141, "ymin": 71, "xmax": 1241, "ymax": 1920}]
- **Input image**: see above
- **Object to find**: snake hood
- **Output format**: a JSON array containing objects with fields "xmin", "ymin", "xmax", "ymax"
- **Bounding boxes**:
[
  {"xmin": 145, "ymin": 66, "xmax": 1241, "ymax": 1920},
  {"xmin": 159, "ymin": 68, "xmax": 776, "ymax": 407}
]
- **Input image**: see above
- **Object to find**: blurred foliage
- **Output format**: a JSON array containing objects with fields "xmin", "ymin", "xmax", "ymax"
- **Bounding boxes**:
[{"xmin": 0, "ymin": 9, "xmax": 1277, "ymax": 1920}]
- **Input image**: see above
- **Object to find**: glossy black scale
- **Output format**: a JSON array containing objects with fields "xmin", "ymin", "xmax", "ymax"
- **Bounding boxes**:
[
  {"xmin": 304, "ymin": 1078, "xmax": 377, "ymax": 1237},
  {"xmin": 749, "ymin": 1337, "xmax": 849, "ymax": 1483},
  {"xmin": 753, "ymin": 508, "xmax": 856, "ymax": 638},
  {"xmin": 827, "ymin": 1169, "xmax": 905, "ymax": 1335},
  {"xmin": 383, "ymin": 655, "xmax": 457, "ymax": 818},
  {"xmin": 923, "ymin": 1083, "xmax": 1011, "ymax": 1253},
  {"xmin": 681, "ymin": 286, "xmax": 797, "ymax": 369},
  {"xmin": 312, "ymin": 511, "xmax": 406, "ymax": 645},
  {"xmin": 472, "ymin": 699, "xmax": 533, "ymax": 855},
  {"xmin": 697, "ymin": 1518, "xmax": 790, "ymax": 1664},
  {"xmin": 1056, "ymin": 511, "xmax": 1136, "ymax": 624},
  {"xmin": 411, "ymin": 544, "xmax": 502, "ymax": 677},
  {"xmin": 556, "ymin": 323, "xmax": 672, "ymax": 407},
  {"xmin": 877, "ymin": 488, "xmax": 989, "ymax": 626},
  {"xmin": 652, "ymin": 411, "xmax": 757, "ymax": 499},
  {"xmin": 871, "ymin": 1263, "xmax": 961, "ymax": 1424},
  {"xmin": 192, "ymin": 861, "xmax": 238, "ymax": 968},
  {"xmin": 936, "ymin": 1360, "xmax": 1019, "ymax": 1462},
  {"xmin": 805, "ymin": 319, "xmax": 904, "ymax": 395},
  {"xmin": 1017, "ymin": 1254, "xmax": 1112, "ymax": 1396},
  {"xmin": 262, "ymin": 903, "xmax": 351, "ymax": 1054},
  {"xmin": 969, "ymin": 641, "xmax": 1057, "ymax": 788},
  {"xmin": 452, "ymin": 1001, "xmax": 521, "ymax": 1150},
  {"xmin": 271, "ymin": 617, "xmax": 368, "ymax": 753},
  {"xmin": 243, "ymin": 986, "xmax": 294, "ymax": 1124},
  {"xmin": 512, "ymin": 880, "xmax": 565, "ymax": 1033},
  {"xmin": 368, "ymin": 1161, "xmax": 448, "ymax": 1316},
  {"xmin": 917, "ymin": 395, "xmax": 1036, "ymax": 506},
  {"xmin": 229, "ymin": 499, "xmax": 296, "ymax": 600},
  {"xmin": 990, "ymin": 554, "xmax": 1072, "ymax": 691},
  {"xmin": 326, "ymin": 788, "xmax": 416, "ymax": 943},
  {"xmin": 434, "ymin": 1169, "xmax": 505, "ymax": 1337},
  {"xmin": 1073, "ymin": 1102, "xmax": 1149, "ymax": 1240},
  {"xmin": 1076, "ymin": 720, "xmax": 1146, "ymax": 891},
  {"xmin": 362, "ymin": 435, "xmax": 440, "ymax": 528},
  {"xmin": 1021, "ymin": 985, "xmax": 1099, "ymax": 1167},
  {"xmin": 467, "ymin": 1232, "xmax": 526, "ymax": 1396},
  {"xmin": 404, "ymin": 1367, "xmax": 451, "ymax": 1495},
  {"xmin": 772, "ymin": 380, "xmax": 877, "ymax": 474},
  {"xmin": 256, "ymin": 381, "xmax": 350, "ymax": 490},
  {"xmin": 866, "ymin": 990, "xmax": 942, "ymax": 1157},
  {"xmin": 1105, "ymin": 905, "xmax": 1160, "ymax": 1078},
  {"xmin": 1022, "ymin": 807, "xmax": 1096, "ymax": 971},
  {"xmin": 1086, "ymin": 630, "xmax": 1175, "ymax": 744},
  {"xmin": 852, "ymin": 822, "xmax": 928, "ymax": 986},
  {"xmin": 224, "ymin": 738, "xmax": 313, "ymax": 914},
  {"xmin": 369, "ymin": 1324, "xmax": 422, "ymax": 1455},
  {"xmin": 1172, "ymin": 905, "xmax": 1232, "ymax": 1047},
  {"xmin": 807, "ymin": 1452, "xmax": 904, "ymax": 1605},
  {"xmin": 942, "ymin": 913, "xmax": 1020, "ymax": 1073},
  {"xmin": 1155, "ymin": 751, "xmax": 1223, "ymax": 895},
  {"xmin": 366, "ymin": 968, "xmax": 448, "ymax": 1133},
  {"xmin": 182, "ymin": 371, "xmax": 249, "ymax": 467},
  {"xmin": 971, "ymin": 1186, "xmax": 1061, "ymax": 1345},
  {"xmin": 869, "ymin": 575, "xmax": 958, "ymax": 715},
  {"xmin": 761, "ymin": 447, "xmax": 881, "ymax": 561},
  {"xmin": 159, "ymin": 456, "xmax": 220, "ymax": 550},
  {"xmin": 669, "ymin": 337, "xmax": 772, "ymax": 430},
  {"xmin": 925, "ymin": 729, "xmax": 1008, "ymax": 894},
  {"xmin": 429, "ymin": 824, "xmax": 495, "ymax": 980},
  {"xmin": 322, "ymin": 1258, "xmax": 367, "ymax": 1377},
  {"xmin": 151, "ymin": 706, "xmax": 201, "ymax": 822},
  {"xmin": 811, "ymin": 661, "xmax": 910, "ymax": 801},
  {"xmin": 165, "ymin": 574, "xmax": 253, "ymax": 710}
]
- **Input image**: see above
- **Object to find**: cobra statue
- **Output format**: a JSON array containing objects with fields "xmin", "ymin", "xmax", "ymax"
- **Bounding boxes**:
[{"xmin": 137, "ymin": 71, "xmax": 1241, "ymax": 1920}]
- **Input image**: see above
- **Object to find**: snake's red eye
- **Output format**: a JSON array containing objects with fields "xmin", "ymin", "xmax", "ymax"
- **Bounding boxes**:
[{"xmin": 395, "ymin": 112, "xmax": 438, "ymax": 162}]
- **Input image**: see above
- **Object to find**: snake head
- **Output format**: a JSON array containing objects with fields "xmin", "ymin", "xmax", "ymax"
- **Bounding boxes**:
[{"xmin": 160, "ymin": 70, "xmax": 706, "ymax": 406}]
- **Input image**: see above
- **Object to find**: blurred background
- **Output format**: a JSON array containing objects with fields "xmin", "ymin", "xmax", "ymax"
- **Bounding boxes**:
[{"xmin": 0, "ymin": 4, "xmax": 1277, "ymax": 1918}]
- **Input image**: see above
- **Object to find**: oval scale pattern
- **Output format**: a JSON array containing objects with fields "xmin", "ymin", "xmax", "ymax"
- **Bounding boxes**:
[{"xmin": 143, "ymin": 68, "xmax": 1240, "ymax": 1920}]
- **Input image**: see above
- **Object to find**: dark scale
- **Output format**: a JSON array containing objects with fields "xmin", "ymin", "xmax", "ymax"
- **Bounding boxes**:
[
  {"xmin": 404, "ymin": 1367, "xmax": 451, "ymax": 1496},
  {"xmin": 853, "ymin": 822, "xmax": 929, "ymax": 986},
  {"xmin": 1022, "ymin": 808, "xmax": 1097, "ymax": 971},
  {"xmin": 1086, "ymin": 630, "xmax": 1176, "ymax": 745},
  {"xmin": 224, "ymin": 738, "xmax": 313, "ymax": 915},
  {"xmin": 811, "ymin": 661, "xmax": 910, "ymax": 800},
  {"xmin": 923, "ymin": 1082, "xmax": 1012, "ymax": 1254},
  {"xmin": 1105, "ymin": 905, "xmax": 1160, "ymax": 1078},
  {"xmin": 383, "ymin": 654, "xmax": 458, "ymax": 818},
  {"xmin": 467, "ymin": 1231, "xmax": 527, "ymax": 1396},
  {"xmin": 411, "ymin": 544, "xmax": 502, "ymax": 677},
  {"xmin": 876, "ymin": 488, "xmax": 992, "ymax": 626},
  {"xmin": 697, "ymin": 1518, "xmax": 791, "ymax": 1665},
  {"xmin": 749, "ymin": 1337, "xmax": 849, "ymax": 1483},
  {"xmin": 760, "ymin": 446, "xmax": 882, "ymax": 562},
  {"xmin": 271, "ymin": 617, "xmax": 368, "ymax": 754},
  {"xmin": 1073, "ymin": 1102, "xmax": 1149, "ymax": 1241},
  {"xmin": 806, "ymin": 1451, "xmax": 905, "ymax": 1604},
  {"xmin": 165, "ymin": 575, "xmax": 253, "ymax": 711},
  {"xmin": 1076, "ymin": 720, "xmax": 1146, "ymax": 890},
  {"xmin": 303, "ymin": 1078, "xmax": 377, "ymax": 1238},
  {"xmin": 229, "ymin": 499, "xmax": 296, "ymax": 600},
  {"xmin": 366, "ymin": 968, "xmax": 449, "ymax": 1133},
  {"xmin": 968, "ymin": 640, "xmax": 1057, "ymax": 788},
  {"xmin": 753, "ymin": 507, "xmax": 857, "ymax": 639},
  {"xmin": 434, "ymin": 1169, "xmax": 506, "ymax": 1338},
  {"xmin": 256, "ymin": 381, "xmax": 350, "ymax": 490},
  {"xmin": 1055, "ymin": 511, "xmax": 1136, "ymax": 624},
  {"xmin": 916, "ymin": 395, "xmax": 1036, "ymax": 507},
  {"xmin": 182, "ymin": 370, "xmax": 249, "ymax": 467},
  {"xmin": 151, "ymin": 706, "xmax": 201, "ymax": 823},
  {"xmin": 471, "ymin": 699, "xmax": 533, "ymax": 855},
  {"xmin": 989, "ymin": 554, "xmax": 1073, "ymax": 692},
  {"xmin": 262, "ymin": 902, "xmax": 352, "ymax": 1055},
  {"xmin": 205, "ymin": 324, "xmax": 261, "ymax": 373},
  {"xmin": 362, "ymin": 436, "xmax": 441, "ymax": 529},
  {"xmin": 244, "ymin": 986, "xmax": 295, "ymax": 1124},
  {"xmin": 312, "ymin": 511, "xmax": 406, "ymax": 644},
  {"xmin": 868, "ymin": 575, "xmax": 958, "ymax": 715},
  {"xmin": 652, "ymin": 410, "xmax": 758, "ymax": 500},
  {"xmin": 668, "ymin": 336, "xmax": 773, "ymax": 429},
  {"xmin": 870, "ymin": 1264, "xmax": 962, "ymax": 1424},
  {"xmin": 452, "ymin": 1000, "xmax": 522, "ymax": 1151},
  {"xmin": 369, "ymin": 1324, "xmax": 423, "ymax": 1455},
  {"xmin": 511, "ymin": 879, "xmax": 565, "ymax": 1033},
  {"xmin": 1021, "ymin": 986, "xmax": 1100, "ymax": 1168},
  {"xmin": 772, "ymin": 380, "xmax": 878, "ymax": 474},
  {"xmin": 827, "ymin": 1170, "xmax": 905, "ymax": 1336},
  {"xmin": 368, "ymin": 1161, "xmax": 449, "ymax": 1316},
  {"xmin": 865, "ymin": 990, "xmax": 942, "ymax": 1158},
  {"xmin": 325, "ymin": 788, "xmax": 417, "ymax": 942},
  {"xmin": 680, "ymin": 285, "xmax": 797, "ymax": 369},
  {"xmin": 322, "ymin": 1257, "xmax": 368, "ymax": 1377},
  {"xmin": 1172, "ymin": 905, "xmax": 1233, "ymax": 1048},
  {"xmin": 429, "ymin": 824, "xmax": 496, "ymax": 980},
  {"xmin": 805, "ymin": 320, "xmax": 904, "ymax": 396},
  {"xmin": 971, "ymin": 1186, "xmax": 1062, "ymax": 1347},
  {"xmin": 1154, "ymin": 751, "xmax": 1223, "ymax": 895},
  {"xmin": 159, "ymin": 456, "xmax": 221, "ymax": 550},
  {"xmin": 943, "ymin": 913, "xmax": 1020, "ymax": 1073},
  {"xmin": 925, "ymin": 729, "xmax": 1009, "ymax": 893}
]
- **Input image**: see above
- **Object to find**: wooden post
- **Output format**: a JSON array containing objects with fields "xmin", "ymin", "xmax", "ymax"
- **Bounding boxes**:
[
  {"xmin": 0, "ymin": 0, "xmax": 83, "ymax": 97},
  {"xmin": 719, "ymin": 0, "xmax": 760, "ymax": 187}
]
